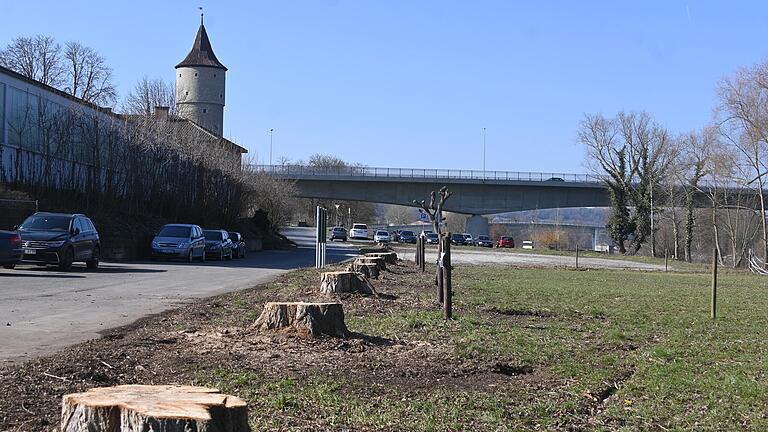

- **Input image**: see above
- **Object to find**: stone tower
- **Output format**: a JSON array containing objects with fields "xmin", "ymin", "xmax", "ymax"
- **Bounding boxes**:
[{"xmin": 175, "ymin": 16, "xmax": 227, "ymax": 136}]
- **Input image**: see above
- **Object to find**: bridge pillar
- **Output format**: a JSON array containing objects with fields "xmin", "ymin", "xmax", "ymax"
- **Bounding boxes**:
[{"xmin": 466, "ymin": 215, "xmax": 489, "ymax": 238}]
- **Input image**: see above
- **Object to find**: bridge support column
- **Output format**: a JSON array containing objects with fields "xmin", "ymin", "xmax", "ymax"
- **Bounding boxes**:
[{"xmin": 466, "ymin": 215, "xmax": 489, "ymax": 238}]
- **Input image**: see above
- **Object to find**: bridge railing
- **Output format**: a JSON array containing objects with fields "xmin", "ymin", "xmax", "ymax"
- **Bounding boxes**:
[{"xmin": 250, "ymin": 164, "xmax": 604, "ymax": 183}]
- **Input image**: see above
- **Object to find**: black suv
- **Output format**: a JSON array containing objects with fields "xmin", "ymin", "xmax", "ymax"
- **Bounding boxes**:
[{"xmin": 17, "ymin": 212, "xmax": 100, "ymax": 271}]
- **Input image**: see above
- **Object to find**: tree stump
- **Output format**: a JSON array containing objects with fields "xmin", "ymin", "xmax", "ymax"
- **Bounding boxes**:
[
  {"xmin": 320, "ymin": 271, "xmax": 375, "ymax": 295},
  {"xmin": 61, "ymin": 385, "xmax": 249, "ymax": 432},
  {"xmin": 348, "ymin": 262, "xmax": 380, "ymax": 279},
  {"xmin": 355, "ymin": 256, "xmax": 386, "ymax": 271},
  {"xmin": 365, "ymin": 252, "xmax": 398, "ymax": 265},
  {"xmin": 253, "ymin": 302, "xmax": 348, "ymax": 337}
]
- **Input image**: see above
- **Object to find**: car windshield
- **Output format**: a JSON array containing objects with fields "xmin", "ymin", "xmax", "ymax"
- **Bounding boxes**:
[
  {"xmin": 464, "ymin": 234, "xmax": 472, "ymax": 238},
  {"xmin": 502, "ymin": 237, "xmax": 512, "ymax": 240},
  {"xmin": 478, "ymin": 236, "xmax": 490, "ymax": 240},
  {"xmin": 158, "ymin": 226, "xmax": 191, "ymax": 238},
  {"xmin": 427, "ymin": 233, "xmax": 438, "ymax": 239},
  {"xmin": 353, "ymin": 224, "xmax": 367, "ymax": 229},
  {"xmin": 203, "ymin": 230, "xmax": 223, "ymax": 241},
  {"xmin": 228, "ymin": 232, "xmax": 239, "ymax": 240},
  {"xmin": 376, "ymin": 231, "xmax": 388, "ymax": 235},
  {"xmin": 401, "ymin": 231, "xmax": 415, "ymax": 236},
  {"xmin": 452, "ymin": 234, "xmax": 463, "ymax": 239},
  {"xmin": 333, "ymin": 227, "xmax": 345, "ymax": 232},
  {"xmin": 20, "ymin": 215, "xmax": 71, "ymax": 231}
]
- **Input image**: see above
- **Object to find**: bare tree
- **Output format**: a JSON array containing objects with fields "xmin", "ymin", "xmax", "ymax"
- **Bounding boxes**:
[
  {"xmin": 385, "ymin": 205, "xmax": 415, "ymax": 225},
  {"xmin": 63, "ymin": 41, "xmax": 116, "ymax": 106},
  {"xmin": 0, "ymin": 35, "xmax": 65, "ymax": 87},
  {"xmin": 718, "ymin": 61, "xmax": 768, "ymax": 266},
  {"xmin": 122, "ymin": 76, "xmax": 176, "ymax": 115}
]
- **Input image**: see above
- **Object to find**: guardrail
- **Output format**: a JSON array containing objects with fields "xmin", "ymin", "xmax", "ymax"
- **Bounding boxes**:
[{"xmin": 250, "ymin": 164, "xmax": 604, "ymax": 184}]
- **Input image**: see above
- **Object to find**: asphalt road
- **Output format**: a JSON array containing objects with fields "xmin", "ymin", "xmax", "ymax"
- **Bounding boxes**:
[{"xmin": 0, "ymin": 227, "xmax": 357, "ymax": 364}]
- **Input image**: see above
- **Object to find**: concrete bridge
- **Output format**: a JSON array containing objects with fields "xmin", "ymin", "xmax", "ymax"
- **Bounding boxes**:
[{"xmin": 254, "ymin": 165, "xmax": 614, "ymax": 234}]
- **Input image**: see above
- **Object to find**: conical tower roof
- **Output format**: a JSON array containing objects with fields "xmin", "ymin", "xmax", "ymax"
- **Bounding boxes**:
[{"xmin": 175, "ymin": 22, "xmax": 227, "ymax": 70}]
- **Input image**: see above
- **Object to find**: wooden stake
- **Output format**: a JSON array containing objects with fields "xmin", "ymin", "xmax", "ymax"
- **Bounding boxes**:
[
  {"xmin": 575, "ymin": 244, "xmax": 579, "ymax": 269},
  {"xmin": 711, "ymin": 247, "xmax": 718, "ymax": 320},
  {"xmin": 420, "ymin": 235, "xmax": 426, "ymax": 272},
  {"xmin": 443, "ymin": 233, "xmax": 452, "ymax": 320},
  {"xmin": 437, "ymin": 234, "xmax": 444, "ymax": 304},
  {"xmin": 664, "ymin": 249, "xmax": 668, "ymax": 272},
  {"xmin": 415, "ymin": 236, "xmax": 421, "ymax": 265}
]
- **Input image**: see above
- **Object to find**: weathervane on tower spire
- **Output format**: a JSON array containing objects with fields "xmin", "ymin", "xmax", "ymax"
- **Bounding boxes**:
[{"xmin": 198, "ymin": 6, "xmax": 204, "ymax": 25}]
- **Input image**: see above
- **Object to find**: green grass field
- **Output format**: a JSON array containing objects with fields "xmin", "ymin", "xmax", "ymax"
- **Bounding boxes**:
[{"xmin": 207, "ymin": 265, "xmax": 768, "ymax": 430}]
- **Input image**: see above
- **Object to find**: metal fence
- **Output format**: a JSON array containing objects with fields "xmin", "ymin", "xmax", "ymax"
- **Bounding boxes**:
[{"xmin": 251, "ymin": 164, "xmax": 604, "ymax": 184}]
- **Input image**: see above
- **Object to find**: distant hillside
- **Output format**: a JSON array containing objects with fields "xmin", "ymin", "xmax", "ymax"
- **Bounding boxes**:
[{"xmin": 491, "ymin": 207, "xmax": 610, "ymax": 228}]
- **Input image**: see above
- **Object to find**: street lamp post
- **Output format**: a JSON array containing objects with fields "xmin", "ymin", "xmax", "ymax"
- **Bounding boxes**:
[
  {"xmin": 334, "ymin": 203, "xmax": 341, "ymax": 227},
  {"xmin": 269, "ymin": 128, "xmax": 274, "ymax": 166}
]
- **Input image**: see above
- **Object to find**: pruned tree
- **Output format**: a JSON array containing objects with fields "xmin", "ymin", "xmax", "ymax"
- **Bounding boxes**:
[
  {"xmin": 62, "ymin": 41, "xmax": 117, "ymax": 106},
  {"xmin": 122, "ymin": 76, "xmax": 176, "ymax": 115},
  {"xmin": 414, "ymin": 186, "xmax": 452, "ymax": 302},
  {"xmin": 385, "ymin": 205, "xmax": 415, "ymax": 225}
]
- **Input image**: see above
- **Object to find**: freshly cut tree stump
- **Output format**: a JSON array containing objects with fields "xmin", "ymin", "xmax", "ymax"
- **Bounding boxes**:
[
  {"xmin": 349, "ymin": 262, "xmax": 380, "ymax": 279},
  {"xmin": 254, "ymin": 302, "xmax": 348, "ymax": 337},
  {"xmin": 61, "ymin": 385, "xmax": 249, "ymax": 432},
  {"xmin": 320, "ymin": 271, "xmax": 375, "ymax": 295},
  {"xmin": 355, "ymin": 256, "xmax": 387, "ymax": 271},
  {"xmin": 365, "ymin": 252, "xmax": 398, "ymax": 265}
]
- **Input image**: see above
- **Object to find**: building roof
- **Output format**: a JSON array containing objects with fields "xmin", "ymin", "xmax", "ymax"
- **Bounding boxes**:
[{"xmin": 175, "ymin": 23, "xmax": 227, "ymax": 70}]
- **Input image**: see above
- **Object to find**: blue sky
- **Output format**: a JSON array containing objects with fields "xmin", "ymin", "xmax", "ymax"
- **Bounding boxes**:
[{"xmin": 2, "ymin": 1, "xmax": 768, "ymax": 172}]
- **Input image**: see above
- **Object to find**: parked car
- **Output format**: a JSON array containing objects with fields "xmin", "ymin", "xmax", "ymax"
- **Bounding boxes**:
[
  {"xmin": 450, "ymin": 233, "xmax": 467, "ymax": 245},
  {"xmin": 425, "ymin": 232, "xmax": 439, "ymax": 244},
  {"xmin": 421, "ymin": 230, "xmax": 433, "ymax": 238},
  {"xmin": 228, "ymin": 231, "xmax": 246, "ymax": 258},
  {"xmin": 350, "ymin": 223, "xmax": 369, "ymax": 239},
  {"xmin": 203, "ymin": 229, "xmax": 233, "ymax": 260},
  {"xmin": 476, "ymin": 235, "xmax": 493, "ymax": 248},
  {"xmin": 16, "ymin": 212, "xmax": 100, "ymax": 271},
  {"xmin": 463, "ymin": 233, "xmax": 476, "ymax": 246},
  {"xmin": 497, "ymin": 236, "xmax": 515, "ymax": 248},
  {"xmin": 399, "ymin": 230, "xmax": 417, "ymax": 244},
  {"xmin": 546, "ymin": 177, "xmax": 565, "ymax": 182},
  {"xmin": 152, "ymin": 224, "xmax": 206, "ymax": 262},
  {"xmin": 0, "ymin": 230, "xmax": 22, "ymax": 269},
  {"xmin": 374, "ymin": 230, "xmax": 391, "ymax": 243},
  {"xmin": 330, "ymin": 226, "xmax": 348, "ymax": 242}
]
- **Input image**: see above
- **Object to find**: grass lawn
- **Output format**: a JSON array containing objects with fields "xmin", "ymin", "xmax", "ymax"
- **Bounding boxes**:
[{"xmin": 199, "ymin": 264, "xmax": 768, "ymax": 430}]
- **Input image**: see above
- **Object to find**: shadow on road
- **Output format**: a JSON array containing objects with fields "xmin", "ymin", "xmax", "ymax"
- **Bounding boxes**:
[{"xmin": 0, "ymin": 272, "xmax": 85, "ymax": 279}]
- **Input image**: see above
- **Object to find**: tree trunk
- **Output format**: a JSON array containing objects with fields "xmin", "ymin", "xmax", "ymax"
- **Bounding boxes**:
[
  {"xmin": 320, "ymin": 271, "xmax": 375, "ymax": 295},
  {"xmin": 61, "ymin": 385, "xmax": 249, "ymax": 432},
  {"xmin": 253, "ymin": 302, "xmax": 348, "ymax": 338},
  {"xmin": 364, "ymin": 252, "xmax": 398, "ymax": 265},
  {"xmin": 354, "ymin": 256, "xmax": 386, "ymax": 271},
  {"xmin": 348, "ymin": 262, "xmax": 379, "ymax": 279}
]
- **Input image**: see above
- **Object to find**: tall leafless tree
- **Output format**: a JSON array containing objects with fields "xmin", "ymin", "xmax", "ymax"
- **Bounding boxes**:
[
  {"xmin": 0, "ymin": 35, "xmax": 65, "ymax": 87},
  {"xmin": 62, "ymin": 41, "xmax": 116, "ymax": 106},
  {"xmin": 718, "ymin": 61, "xmax": 768, "ymax": 266},
  {"xmin": 122, "ymin": 76, "xmax": 176, "ymax": 115}
]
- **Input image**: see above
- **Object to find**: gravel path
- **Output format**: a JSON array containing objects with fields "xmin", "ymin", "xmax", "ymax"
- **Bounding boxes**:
[{"xmin": 395, "ymin": 247, "xmax": 668, "ymax": 271}]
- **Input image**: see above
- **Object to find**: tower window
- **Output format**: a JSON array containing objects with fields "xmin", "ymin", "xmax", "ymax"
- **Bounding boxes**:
[
  {"xmin": 194, "ymin": 72, "xmax": 198, "ymax": 77},
  {"xmin": 214, "ymin": 74, "xmax": 217, "ymax": 78},
  {"xmin": 185, "ymin": 91, "xmax": 189, "ymax": 96},
  {"xmin": 203, "ymin": 108, "xmax": 208, "ymax": 113},
  {"xmin": 219, "ymin": 94, "xmax": 223, "ymax": 98},
  {"xmin": 179, "ymin": 73, "xmax": 182, "ymax": 77}
]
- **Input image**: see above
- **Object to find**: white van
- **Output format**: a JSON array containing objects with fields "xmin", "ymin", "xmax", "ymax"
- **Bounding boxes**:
[{"xmin": 350, "ymin": 223, "xmax": 369, "ymax": 239}]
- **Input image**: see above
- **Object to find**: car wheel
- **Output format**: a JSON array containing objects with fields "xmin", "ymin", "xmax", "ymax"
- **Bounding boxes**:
[
  {"xmin": 187, "ymin": 249, "xmax": 194, "ymax": 263},
  {"xmin": 242, "ymin": 249, "xmax": 246, "ymax": 259},
  {"xmin": 219, "ymin": 250, "xmax": 224, "ymax": 261},
  {"xmin": 2, "ymin": 264, "xmax": 16, "ymax": 270},
  {"xmin": 200, "ymin": 249, "xmax": 206, "ymax": 262},
  {"xmin": 227, "ymin": 250, "xmax": 233, "ymax": 260},
  {"xmin": 59, "ymin": 247, "xmax": 74, "ymax": 271},
  {"xmin": 86, "ymin": 247, "xmax": 100, "ymax": 270}
]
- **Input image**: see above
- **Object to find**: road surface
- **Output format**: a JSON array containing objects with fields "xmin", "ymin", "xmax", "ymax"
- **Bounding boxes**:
[{"xmin": 0, "ymin": 227, "xmax": 356, "ymax": 364}]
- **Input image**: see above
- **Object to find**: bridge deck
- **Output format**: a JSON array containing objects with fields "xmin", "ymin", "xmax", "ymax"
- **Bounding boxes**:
[{"xmin": 252, "ymin": 165, "xmax": 603, "ymax": 184}]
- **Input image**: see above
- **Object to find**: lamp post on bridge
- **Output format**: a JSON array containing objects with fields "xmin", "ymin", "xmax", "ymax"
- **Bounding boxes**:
[
  {"xmin": 482, "ymin": 127, "xmax": 487, "ymax": 177},
  {"xmin": 269, "ymin": 128, "xmax": 274, "ymax": 166}
]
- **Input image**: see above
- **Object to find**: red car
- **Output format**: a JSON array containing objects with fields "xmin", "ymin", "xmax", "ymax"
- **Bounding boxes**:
[{"xmin": 497, "ymin": 236, "xmax": 515, "ymax": 248}]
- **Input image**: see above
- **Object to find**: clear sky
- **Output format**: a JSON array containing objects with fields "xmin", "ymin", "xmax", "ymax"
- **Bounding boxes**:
[{"xmin": 2, "ymin": 1, "xmax": 768, "ymax": 173}]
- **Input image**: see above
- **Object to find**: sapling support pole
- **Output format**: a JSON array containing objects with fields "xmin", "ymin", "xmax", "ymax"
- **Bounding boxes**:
[
  {"xmin": 665, "ymin": 249, "xmax": 668, "ymax": 272},
  {"xmin": 575, "ymin": 244, "xmax": 579, "ymax": 269},
  {"xmin": 711, "ymin": 247, "xmax": 718, "ymax": 320},
  {"xmin": 420, "ymin": 235, "xmax": 426, "ymax": 272},
  {"xmin": 442, "ymin": 233, "xmax": 452, "ymax": 319}
]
